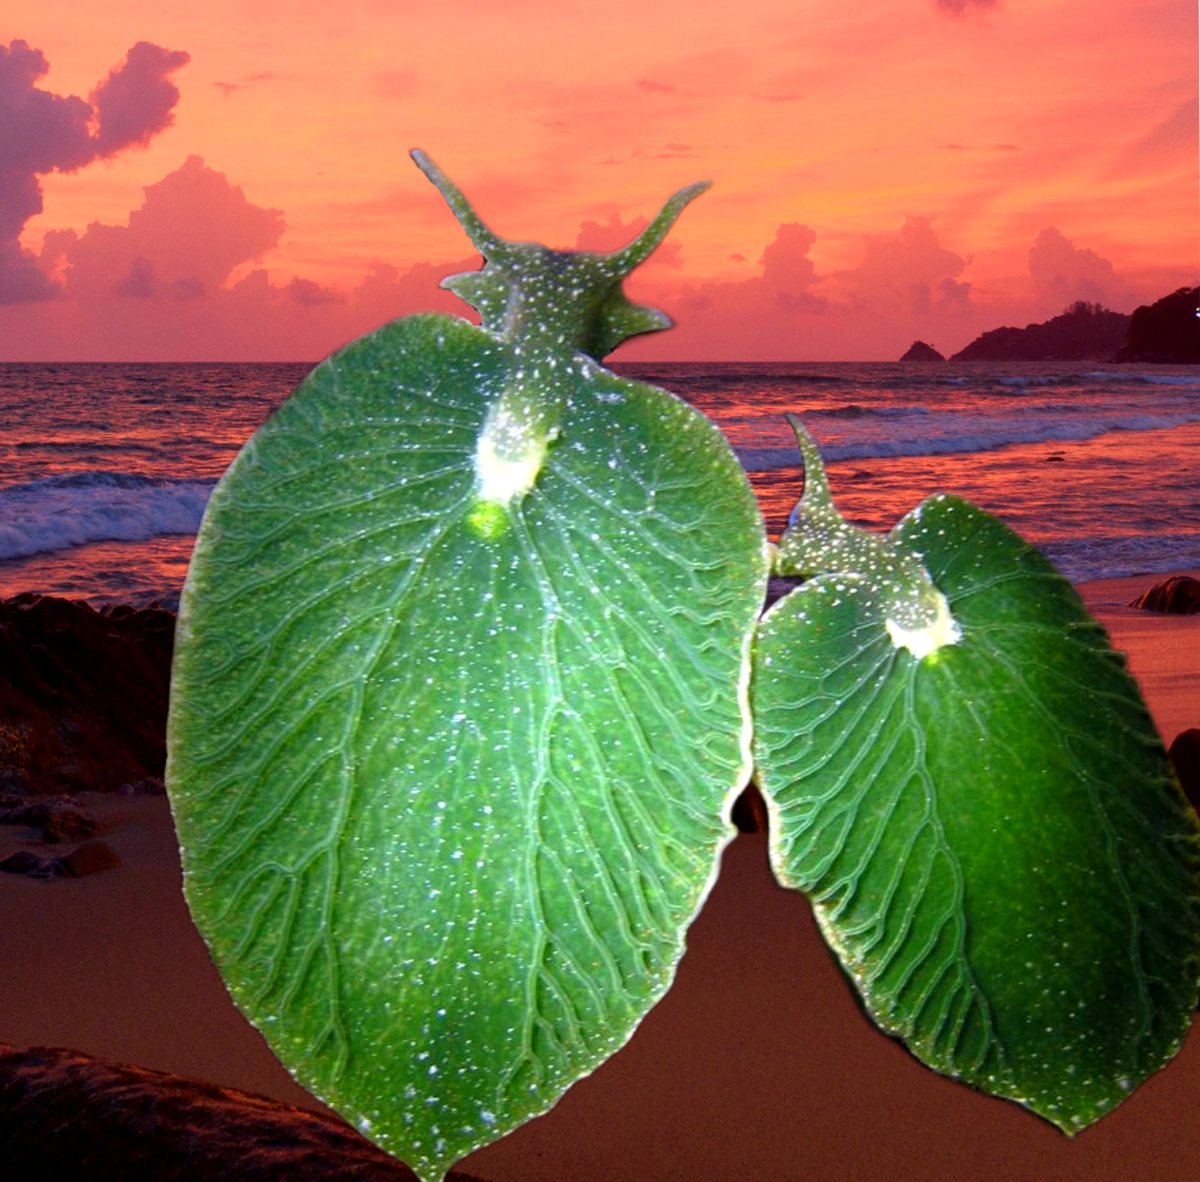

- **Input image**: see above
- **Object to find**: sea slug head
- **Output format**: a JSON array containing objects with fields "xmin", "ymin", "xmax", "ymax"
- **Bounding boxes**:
[{"xmin": 410, "ymin": 149, "xmax": 709, "ymax": 362}]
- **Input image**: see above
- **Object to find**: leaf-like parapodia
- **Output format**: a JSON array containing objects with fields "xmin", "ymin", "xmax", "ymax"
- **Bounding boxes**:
[
  {"xmin": 753, "ymin": 494, "xmax": 1200, "ymax": 1133},
  {"xmin": 167, "ymin": 314, "xmax": 767, "ymax": 1181}
]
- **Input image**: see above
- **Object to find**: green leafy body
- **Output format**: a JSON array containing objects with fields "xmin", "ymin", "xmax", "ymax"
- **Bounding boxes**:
[
  {"xmin": 167, "ymin": 157, "xmax": 768, "ymax": 1181},
  {"xmin": 754, "ymin": 425, "xmax": 1200, "ymax": 1132},
  {"xmin": 167, "ymin": 154, "xmax": 1200, "ymax": 1177}
]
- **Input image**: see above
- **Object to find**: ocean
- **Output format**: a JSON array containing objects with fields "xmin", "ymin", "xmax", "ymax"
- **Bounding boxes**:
[{"xmin": 2, "ymin": 359, "xmax": 1198, "ymax": 609}]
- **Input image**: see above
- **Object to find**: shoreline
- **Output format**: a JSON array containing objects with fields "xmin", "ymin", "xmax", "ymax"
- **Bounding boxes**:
[{"xmin": 0, "ymin": 568, "xmax": 1197, "ymax": 1181}]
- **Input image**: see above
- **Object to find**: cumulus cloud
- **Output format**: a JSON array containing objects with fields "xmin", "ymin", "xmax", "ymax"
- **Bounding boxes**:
[
  {"xmin": 113, "ymin": 257, "xmax": 156, "ymax": 298},
  {"xmin": 759, "ymin": 223, "xmax": 819, "ymax": 311},
  {"xmin": 0, "ymin": 39, "xmax": 189, "ymax": 303},
  {"xmin": 1028, "ymin": 226, "xmax": 1118, "ymax": 307},
  {"xmin": 611, "ymin": 221, "xmax": 828, "ymax": 359},
  {"xmin": 90, "ymin": 42, "xmax": 191, "ymax": 157},
  {"xmin": 42, "ymin": 155, "xmax": 284, "ymax": 301},
  {"xmin": 0, "ymin": 148, "xmax": 486, "ymax": 359},
  {"xmin": 938, "ymin": 276, "xmax": 972, "ymax": 312},
  {"xmin": 609, "ymin": 213, "xmax": 989, "ymax": 360},
  {"xmin": 288, "ymin": 277, "xmax": 346, "ymax": 306},
  {"xmin": 837, "ymin": 217, "xmax": 969, "ymax": 315}
]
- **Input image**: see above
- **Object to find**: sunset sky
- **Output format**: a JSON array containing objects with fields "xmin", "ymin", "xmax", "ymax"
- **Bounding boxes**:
[{"xmin": 2, "ymin": 0, "xmax": 1196, "ymax": 361}]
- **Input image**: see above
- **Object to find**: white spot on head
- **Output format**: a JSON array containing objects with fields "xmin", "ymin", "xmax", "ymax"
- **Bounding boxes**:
[
  {"xmin": 475, "ymin": 433, "xmax": 544, "ymax": 504},
  {"xmin": 885, "ymin": 589, "xmax": 961, "ymax": 659}
]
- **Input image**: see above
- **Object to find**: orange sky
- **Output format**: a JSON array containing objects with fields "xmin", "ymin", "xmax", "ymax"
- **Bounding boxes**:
[{"xmin": 2, "ymin": 0, "xmax": 1196, "ymax": 360}]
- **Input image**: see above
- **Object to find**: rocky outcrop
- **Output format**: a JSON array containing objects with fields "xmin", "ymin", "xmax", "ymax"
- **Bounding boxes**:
[
  {"xmin": 1111, "ymin": 287, "xmax": 1200, "ymax": 364},
  {"xmin": 0, "ymin": 595, "xmax": 175, "ymax": 794},
  {"xmin": 0, "ymin": 850, "xmax": 68, "ymax": 879},
  {"xmin": 0, "ymin": 838, "xmax": 122, "ymax": 879},
  {"xmin": 1128, "ymin": 576, "xmax": 1200, "ymax": 614},
  {"xmin": 951, "ymin": 301, "xmax": 1131, "ymax": 362},
  {"xmin": 900, "ymin": 340, "xmax": 946, "ymax": 362},
  {"xmin": 0, "ymin": 1044, "xmax": 489, "ymax": 1182},
  {"xmin": 0, "ymin": 793, "xmax": 106, "ymax": 841}
]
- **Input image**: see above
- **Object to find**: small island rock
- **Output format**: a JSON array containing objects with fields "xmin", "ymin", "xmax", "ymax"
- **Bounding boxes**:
[{"xmin": 900, "ymin": 340, "xmax": 946, "ymax": 362}]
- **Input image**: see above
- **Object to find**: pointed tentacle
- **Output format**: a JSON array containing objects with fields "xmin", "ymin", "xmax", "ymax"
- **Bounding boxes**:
[
  {"xmin": 410, "ymin": 149, "xmax": 507, "ymax": 257},
  {"xmin": 608, "ymin": 181, "xmax": 711, "ymax": 274}
]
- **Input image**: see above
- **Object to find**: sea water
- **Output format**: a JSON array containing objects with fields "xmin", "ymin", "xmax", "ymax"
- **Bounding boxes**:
[{"xmin": 2, "ymin": 359, "xmax": 1198, "ymax": 608}]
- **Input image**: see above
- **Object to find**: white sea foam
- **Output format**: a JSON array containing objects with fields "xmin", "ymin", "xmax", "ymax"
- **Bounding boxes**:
[
  {"xmin": 1042, "ymin": 532, "xmax": 1200, "ymax": 585},
  {"xmin": 0, "ymin": 472, "xmax": 215, "ymax": 561},
  {"xmin": 733, "ymin": 410, "xmax": 1200, "ymax": 471},
  {"xmin": 1082, "ymin": 371, "xmax": 1200, "ymax": 388}
]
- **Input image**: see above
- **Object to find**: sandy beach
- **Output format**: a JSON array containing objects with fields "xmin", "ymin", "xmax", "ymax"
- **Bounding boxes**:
[{"xmin": 2, "ymin": 571, "xmax": 1198, "ymax": 1182}]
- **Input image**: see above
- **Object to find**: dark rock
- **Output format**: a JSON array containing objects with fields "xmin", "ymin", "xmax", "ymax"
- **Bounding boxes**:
[
  {"xmin": 41, "ymin": 799, "xmax": 106, "ymax": 843},
  {"xmin": 0, "ymin": 851, "xmax": 65, "ymax": 879},
  {"xmin": 900, "ymin": 340, "xmax": 946, "ymax": 362},
  {"xmin": 0, "ymin": 794, "xmax": 37, "ymax": 824},
  {"xmin": 0, "ymin": 794, "xmax": 106, "ymax": 842},
  {"xmin": 118, "ymin": 776, "xmax": 166, "ymax": 796},
  {"xmin": 951, "ymin": 301, "xmax": 1131, "ymax": 362},
  {"xmin": 0, "ymin": 1043, "xmax": 489, "ymax": 1182},
  {"xmin": 60, "ymin": 838, "xmax": 123, "ymax": 877},
  {"xmin": 0, "ymin": 594, "xmax": 175, "ymax": 793},
  {"xmin": 1169, "ymin": 730, "xmax": 1200, "ymax": 812},
  {"xmin": 0, "ymin": 766, "xmax": 36, "ymax": 796},
  {"xmin": 1128, "ymin": 576, "xmax": 1200, "ymax": 614},
  {"xmin": 1111, "ymin": 286, "xmax": 1200, "ymax": 364},
  {"xmin": 1044, "ymin": 454, "xmax": 1065, "ymax": 462}
]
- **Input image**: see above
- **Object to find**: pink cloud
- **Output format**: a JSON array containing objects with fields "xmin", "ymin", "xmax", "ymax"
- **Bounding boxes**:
[
  {"xmin": 1027, "ymin": 226, "xmax": 1123, "ymax": 309},
  {"xmin": 938, "ymin": 277, "xmax": 972, "ymax": 312},
  {"xmin": 287, "ymin": 277, "xmax": 345, "ymax": 306},
  {"xmin": 614, "ymin": 216, "xmax": 990, "ymax": 359},
  {"xmin": 836, "ymin": 217, "xmax": 970, "ymax": 316},
  {"xmin": 760, "ymin": 223, "xmax": 820, "ymax": 306},
  {"xmin": 613, "ymin": 221, "xmax": 829, "ymax": 359},
  {"xmin": 89, "ymin": 41, "xmax": 190, "ymax": 157},
  {"xmin": 0, "ymin": 39, "xmax": 189, "ymax": 303},
  {"xmin": 0, "ymin": 155, "xmax": 483, "ymax": 360},
  {"xmin": 42, "ymin": 156, "xmax": 284, "ymax": 301}
]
